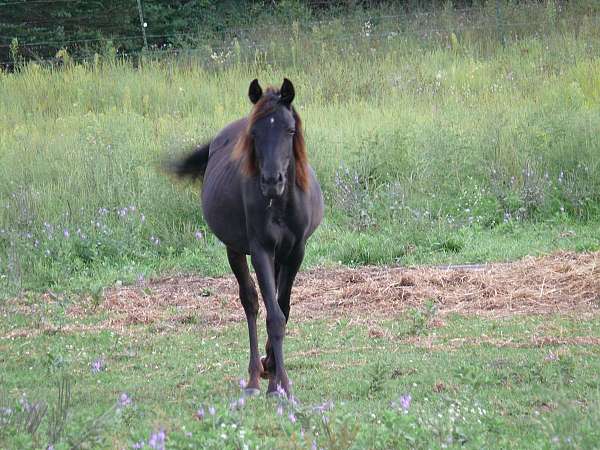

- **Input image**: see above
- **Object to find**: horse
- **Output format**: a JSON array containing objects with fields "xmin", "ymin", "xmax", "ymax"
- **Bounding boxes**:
[{"xmin": 169, "ymin": 79, "xmax": 324, "ymax": 396}]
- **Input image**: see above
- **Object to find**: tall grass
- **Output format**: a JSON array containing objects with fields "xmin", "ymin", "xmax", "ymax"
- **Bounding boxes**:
[{"xmin": 1, "ymin": 2, "xmax": 599, "ymax": 295}]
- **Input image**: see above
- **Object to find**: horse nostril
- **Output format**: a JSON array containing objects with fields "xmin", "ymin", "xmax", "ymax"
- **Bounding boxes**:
[{"xmin": 261, "ymin": 174, "xmax": 283, "ymax": 185}]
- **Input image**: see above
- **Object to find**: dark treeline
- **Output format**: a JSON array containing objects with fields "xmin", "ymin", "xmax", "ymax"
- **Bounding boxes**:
[
  {"xmin": 1, "ymin": 0, "xmax": 585, "ymax": 65},
  {"xmin": 0, "ymin": 0, "xmax": 501, "ymax": 65}
]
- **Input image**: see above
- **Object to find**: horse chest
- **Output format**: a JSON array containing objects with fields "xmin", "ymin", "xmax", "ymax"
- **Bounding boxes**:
[
  {"xmin": 260, "ymin": 208, "xmax": 303, "ymax": 252},
  {"xmin": 268, "ymin": 214, "xmax": 294, "ymax": 244}
]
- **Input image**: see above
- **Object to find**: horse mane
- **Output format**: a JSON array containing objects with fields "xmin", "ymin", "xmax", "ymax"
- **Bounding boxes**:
[{"xmin": 232, "ymin": 87, "xmax": 309, "ymax": 191}]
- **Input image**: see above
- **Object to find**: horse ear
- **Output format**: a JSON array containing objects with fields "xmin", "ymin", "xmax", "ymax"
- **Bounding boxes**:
[
  {"xmin": 248, "ymin": 79, "xmax": 263, "ymax": 104},
  {"xmin": 280, "ymin": 78, "xmax": 295, "ymax": 106}
]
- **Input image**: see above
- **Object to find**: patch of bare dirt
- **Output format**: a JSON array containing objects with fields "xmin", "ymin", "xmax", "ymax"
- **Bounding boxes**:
[{"xmin": 74, "ymin": 250, "xmax": 600, "ymax": 330}]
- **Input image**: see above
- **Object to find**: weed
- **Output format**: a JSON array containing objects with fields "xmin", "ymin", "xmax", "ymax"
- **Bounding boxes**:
[
  {"xmin": 332, "ymin": 166, "xmax": 376, "ymax": 230},
  {"xmin": 406, "ymin": 299, "xmax": 439, "ymax": 336},
  {"xmin": 87, "ymin": 285, "xmax": 104, "ymax": 310},
  {"xmin": 367, "ymin": 360, "xmax": 389, "ymax": 398}
]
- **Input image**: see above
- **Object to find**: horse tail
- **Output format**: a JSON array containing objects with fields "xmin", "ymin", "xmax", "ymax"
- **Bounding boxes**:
[{"xmin": 168, "ymin": 142, "xmax": 211, "ymax": 180}]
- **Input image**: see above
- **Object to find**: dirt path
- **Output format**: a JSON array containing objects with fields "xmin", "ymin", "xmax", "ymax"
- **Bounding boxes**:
[{"xmin": 62, "ymin": 250, "xmax": 599, "ymax": 333}]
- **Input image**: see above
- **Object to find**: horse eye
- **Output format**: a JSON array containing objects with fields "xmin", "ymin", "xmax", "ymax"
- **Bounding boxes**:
[{"xmin": 287, "ymin": 128, "xmax": 295, "ymax": 135}]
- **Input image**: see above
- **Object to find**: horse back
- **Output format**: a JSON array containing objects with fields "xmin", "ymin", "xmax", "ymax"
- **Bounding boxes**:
[{"xmin": 201, "ymin": 118, "xmax": 251, "ymax": 252}]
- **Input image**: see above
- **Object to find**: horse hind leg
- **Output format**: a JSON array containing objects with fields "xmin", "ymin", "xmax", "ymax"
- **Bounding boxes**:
[{"xmin": 226, "ymin": 247, "xmax": 262, "ymax": 395}]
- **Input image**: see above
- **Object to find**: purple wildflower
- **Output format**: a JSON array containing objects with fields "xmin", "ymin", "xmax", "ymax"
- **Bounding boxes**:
[
  {"xmin": 63, "ymin": 229, "xmax": 69, "ymax": 238},
  {"xmin": 239, "ymin": 378, "xmax": 247, "ymax": 389},
  {"xmin": 392, "ymin": 393, "xmax": 412, "ymax": 413},
  {"xmin": 400, "ymin": 393, "xmax": 412, "ymax": 411},
  {"xmin": 227, "ymin": 396, "xmax": 246, "ymax": 411},
  {"xmin": 208, "ymin": 406, "xmax": 216, "ymax": 416},
  {"xmin": 313, "ymin": 400, "xmax": 334, "ymax": 413},
  {"xmin": 312, "ymin": 441, "xmax": 318, "ymax": 450},
  {"xmin": 132, "ymin": 441, "xmax": 145, "ymax": 449},
  {"xmin": 276, "ymin": 405, "xmax": 283, "ymax": 416},
  {"xmin": 194, "ymin": 231, "xmax": 203, "ymax": 240},
  {"xmin": 91, "ymin": 358, "xmax": 105, "ymax": 374},
  {"xmin": 276, "ymin": 384, "xmax": 286, "ymax": 397},
  {"xmin": 148, "ymin": 429, "xmax": 166, "ymax": 450},
  {"xmin": 288, "ymin": 412, "xmax": 297, "ymax": 424},
  {"xmin": 195, "ymin": 407, "xmax": 205, "ymax": 420},
  {"xmin": 118, "ymin": 393, "xmax": 132, "ymax": 408}
]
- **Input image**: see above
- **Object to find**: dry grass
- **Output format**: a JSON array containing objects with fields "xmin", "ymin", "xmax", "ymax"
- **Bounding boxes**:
[
  {"xmin": 78, "ymin": 250, "xmax": 600, "ymax": 329},
  {"xmin": 3, "ymin": 251, "xmax": 598, "ymax": 339}
]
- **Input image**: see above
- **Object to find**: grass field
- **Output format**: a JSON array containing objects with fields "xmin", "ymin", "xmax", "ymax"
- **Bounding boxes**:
[
  {"xmin": 2, "ymin": 291, "xmax": 600, "ymax": 449},
  {"xmin": 1, "ymin": 1, "xmax": 600, "ymax": 448},
  {"xmin": 1, "ymin": 1, "xmax": 599, "ymax": 296}
]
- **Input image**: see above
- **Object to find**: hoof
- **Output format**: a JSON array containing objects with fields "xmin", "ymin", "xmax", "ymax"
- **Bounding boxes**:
[
  {"xmin": 244, "ymin": 388, "xmax": 261, "ymax": 397},
  {"xmin": 260, "ymin": 356, "xmax": 273, "ymax": 380}
]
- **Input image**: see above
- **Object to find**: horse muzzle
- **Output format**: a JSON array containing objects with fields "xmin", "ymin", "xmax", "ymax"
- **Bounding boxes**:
[{"xmin": 260, "ymin": 173, "xmax": 286, "ymax": 199}]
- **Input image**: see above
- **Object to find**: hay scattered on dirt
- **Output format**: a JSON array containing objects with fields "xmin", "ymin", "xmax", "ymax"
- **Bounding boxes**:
[{"xmin": 67, "ymin": 250, "xmax": 600, "ymax": 332}]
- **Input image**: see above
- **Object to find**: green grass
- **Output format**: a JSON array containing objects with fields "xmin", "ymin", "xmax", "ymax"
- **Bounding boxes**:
[
  {"xmin": 1, "ymin": 5, "xmax": 600, "ymax": 446},
  {"xmin": 2, "ymin": 310, "xmax": 600, "ymax": 448},
  {"xmin": 1, "ymin": 2, "xmax": 600, "ymax": 296}
]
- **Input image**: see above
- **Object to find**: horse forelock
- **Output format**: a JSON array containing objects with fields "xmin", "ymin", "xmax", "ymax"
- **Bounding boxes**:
[{"xmin": 232, "ymin": 86, "xmax": 309, "ymax": 191}]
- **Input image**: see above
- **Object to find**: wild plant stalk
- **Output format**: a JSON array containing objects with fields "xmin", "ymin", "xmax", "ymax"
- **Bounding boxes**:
[{"xmin": 47, "ymin": 375, "xmax": 71, "ymax": 445}]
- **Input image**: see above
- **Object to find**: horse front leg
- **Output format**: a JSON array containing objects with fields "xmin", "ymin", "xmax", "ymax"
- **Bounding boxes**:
[
  {"xmin": 250, "ymin": 248, "xmax": 290, "ymax": 396},
  {"xmin": 265, "ymin": 246, "xmax": 305, "ymax": 394},
  {"xmin": 227, "ymin": 247, "xmax": 262, "ymax": 395},
  {"xmin": 260, "ymin": 260, "xmax": 281, "ymax": 382}
]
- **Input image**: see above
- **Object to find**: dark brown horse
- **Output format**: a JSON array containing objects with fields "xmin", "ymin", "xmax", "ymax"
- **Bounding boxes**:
[{"xmin": 170, "ymin": 79, "xmax": 323, "ymax": 396}]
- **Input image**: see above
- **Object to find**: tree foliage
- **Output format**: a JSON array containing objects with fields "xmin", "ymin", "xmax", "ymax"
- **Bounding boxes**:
[{"xmin": 1, "ymin": 0, "xmax": 491, "ymax": 65}]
